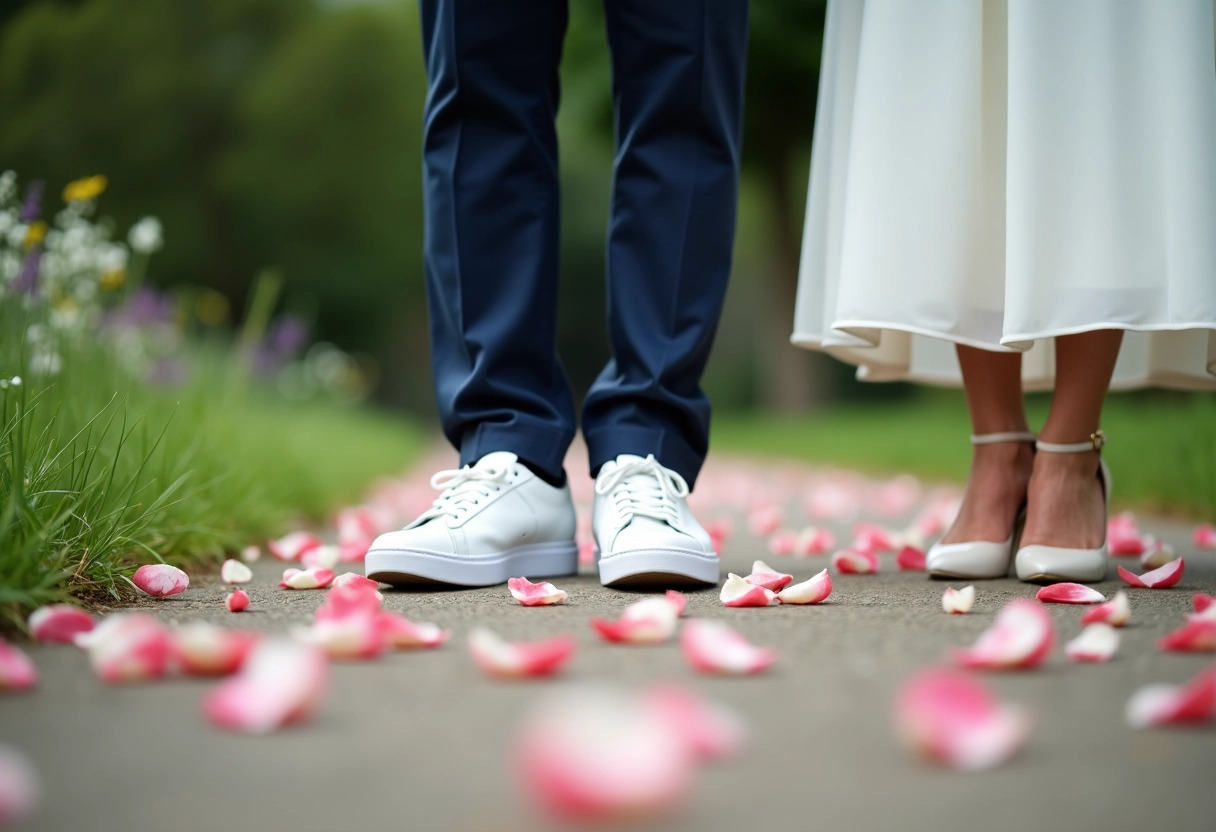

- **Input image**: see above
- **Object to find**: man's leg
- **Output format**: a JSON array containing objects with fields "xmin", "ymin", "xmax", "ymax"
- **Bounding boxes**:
[
  {"xmin": 364, "ymin": 0, "xmax": 578, "ymax": 588},
  {"xmin": 585, "ymin": 0, "xmax": 749, "ymax": 587},
  {"xmin": 422, "ymin": 0, "xmax": 575, "ymax": 483},
  {"xmin": 582, "ymin": 0, "xmax": 750, "ymax": 488}
]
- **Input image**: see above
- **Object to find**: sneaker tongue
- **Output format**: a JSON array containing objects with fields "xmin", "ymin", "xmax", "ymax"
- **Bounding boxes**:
[
  {"xmin": 473, "ymin": 451, "xmax": 519, "ymax": 471},
  {"xmin": 614, "ymin": 454, "xmax": 648, "ymax": 467}
]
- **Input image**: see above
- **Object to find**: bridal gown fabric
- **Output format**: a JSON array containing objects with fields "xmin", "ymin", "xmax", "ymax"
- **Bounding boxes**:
[{"xmin": 793, "ymin": 0, "xmax": 1216, "ymax": 390}]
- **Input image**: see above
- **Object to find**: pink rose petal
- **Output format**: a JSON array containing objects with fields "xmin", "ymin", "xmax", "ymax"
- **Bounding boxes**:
[
  {"xmin": 376, "ymin": 611, "xmax": 448, "ymax": 649},
  {"xmin": 747, "ymin": 504, "xmax": 782, "ymax": 537},
  {"xmin": 794, "ymin": 526, "xmax": 835, "ymax": 556},
  {"xmin": 744, "ymin": 560, "xmax": 793, "ymax": 592},
  {"xmin": 0, "ymin": 745, "xmax": 41, "ymax": 827},
  {"xmin": 1138, "ymin": 540, "xmax": 1175, "ymax": 569},
  {"xmin": 131, "ymin": 563, "xmax": 189, "ymax": 598},
  {"xmin": 227, "ymin": 589, "xmax": 250, "ymax": 613},
  {"xmin": 894, "ymin": 667, "xmax": 1031, "ymax": 771},
  {"xmin": 853, "ymin": 523, "xmax": 896, "ymax": 553},
  {"xmin": 941, "ymin": 586, "xmax": 975, "ymax": 615},
  {"xmin": 203, "ymin": 640, "xmax": 329, "ymax": 734},
  {"xmin": 508, "ymin": 577, "xmax": 568, "ymax": 607},
  {"xmin": 766, "ymin": 531, "xmax": 795, "ymax": 556},
  {"xmin": 896, "ymin": 546, "xmax": 927, "ymax": 572},
  {"xmin": 241, "ymin": 545, "xmax": 261, "ymax": 563},
  {"xmin": 1117, "ymin": 557, "xmax": 1185, "ymax": 589},
  {"xmin": 591, "ymin": 596, "xmax": 682, "ymax": 645},
  {"xmin": 776, "ymin": 569, "xmax": 833, "ymax": 605},
  {"xmin": 719, "ymin": 573, "xmax": 777, "ymax": 607},
  {"xmin": 831, "ymin": 548, "xmax": 879, "ymax": 574},
  {"xmin": 1195, "ymin": 594, "xmax": 1215, "ymax": 614},
  {"xmin": 279, "ymin": 567, "xmax": 336, "ymax": 589},
  {"xmin": 680, "ymin": 619, "xmax": 776, "ymax": 676},
  {"xmin": 705, "ymin": 517, "xmax": 732, "ymax": 554},
  {"xmin": 296, "ymin": 585, "xmax": 385, "ymax": 659},
  {"xmin": 1125, "ymin": 665, "xmax": 1216, "ymax": 728},
  {"xmin": 515, "ymin": 685, "xmax": 694, "ymax": 822},
  {"xmin": 332, "ymin": 572, "xmax": 382, "ymax": 593},
  {"xmin": 953, "ymin": 599, "xmax": 1055, "ymax": 670},
  {"xmin": 643, "ymin": 684, "xmax": 747, "ymax": 762},
  {"xmin": 335, "ymin": 507, "xmax": 378, "ymax": 562},
  {"xmin": 1107, "ymin": 512, "xmax": 1146, "ymax": 556},
  {"xmin": 267, "ymin": 531, "xmax": 322, "ymax": 562},
  {"xmin": 1081, "ymin": 590, "xmax": 1130, "ymax": 627},
  {"xmin": 1036, "ymin": 583, "xmax": 1106, "ymax": 605},
  {"xmin": 315, "ymin": 584, "xmax": 383, "ymax": 622},
  {"xmin": 665, "ymin": 590, "xmax": 688, "ymax": 617},
  {"xmin": 1065, "ymin": 624, "xmax": 1120, "ymax": 663},
  {"xmin": 300, "ymin": 544, "xmax": 339, "ymax": 569},
  {"xmin": 75, "ymin": 613, "xmax": 174, "ymax": 683},
  {"xmin": 220, "ymin": 559, "xmax": 253, "ymax": 585},
  {"xmin": 1159, "ymin": 619, "xmax": 1216, "ymax": 653},
  {"xmin": 27, "ymin": 604, "xmax": 94, "ymax": 644},
  {"xmin": 468, "ymin": 628, "xmax": 576, "ymax": 679},
  {"xmin": 1192, "ymin": 523, "xmax": 1216, "ymax": 551},
  {"xmin": 0, "ymin": 640, "xmax": 37, "ymax": 692},
  {"xmin": 173, "ymin": 623, "xmax": 260, "ymax": 676}
]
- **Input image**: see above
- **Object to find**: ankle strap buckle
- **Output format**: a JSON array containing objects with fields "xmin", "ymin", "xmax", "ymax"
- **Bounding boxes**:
[
  {"xmin": 1090, "ymin": 430, "xmax": 1106, "ymax": 452},
  {"xmin": 1035, "ymin": 430, "xmax": 1107, "ymax": 454}
]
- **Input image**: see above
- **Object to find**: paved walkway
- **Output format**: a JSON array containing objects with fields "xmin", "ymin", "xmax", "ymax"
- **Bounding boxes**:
[{"xmin": 2, "ymin": 450, "xmax": 1214, "ymax": 832}]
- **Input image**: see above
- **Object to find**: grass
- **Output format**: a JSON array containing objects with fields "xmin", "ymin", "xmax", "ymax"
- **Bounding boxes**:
[
  {"xmin": 0, "ymin": 303, "xmax": 422, "ymax": 628},
  {"xmin": 711, "ymin": 390, "xmax": 1216, "ymax": 519}
]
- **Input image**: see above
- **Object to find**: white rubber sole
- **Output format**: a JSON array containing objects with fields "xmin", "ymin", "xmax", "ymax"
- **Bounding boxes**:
[
  {"xmin": 365, "ymin": 541, "xmax": 577, "ymax": 588},
  {"xmin": 596, "ymin": 548, "xmax": 720, "ymax": 588}
]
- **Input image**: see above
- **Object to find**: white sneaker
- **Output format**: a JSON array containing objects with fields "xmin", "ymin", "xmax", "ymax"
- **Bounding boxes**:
[
  {"xmin": 365, "ymin": 451, "xmax": 577, "ymax": 587},
  {"xmin": 592, "ymin": 454, "xmax": 719, "ymax": 587}
]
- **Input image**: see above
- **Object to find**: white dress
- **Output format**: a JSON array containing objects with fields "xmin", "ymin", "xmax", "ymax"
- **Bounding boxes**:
[{"xmin": 793, "ymin": 0, "xmax": 1216, "ymax": 391}]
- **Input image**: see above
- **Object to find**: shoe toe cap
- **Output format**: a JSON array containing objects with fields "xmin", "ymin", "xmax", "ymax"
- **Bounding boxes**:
[
  {"xmin": 1014, "ymin": 545, "xmax": 1107, "ymax": 582},
  {"xmin": 926, "ymin": 540, "xmax": 1012, "ymax": 579}
]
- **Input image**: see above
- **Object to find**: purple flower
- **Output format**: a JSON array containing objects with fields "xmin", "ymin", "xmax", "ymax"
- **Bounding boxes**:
[
  {"xmin": 144, "ymin": 357, "xmax": 190, "ymax": 388},
  {"xmin": 19, "ymin": 180, "xmax": 43, "ymax": 223},
  {"xmin": 252, "ymin": 315, "xmax": 310, "ymax": 376},
  {"xmin": 11, "ymin": 247, "xmax": 42, "ymax": 296},
  {"xmin": 106, "ymin": 287, "xmax": 177, "ymax": 329}
]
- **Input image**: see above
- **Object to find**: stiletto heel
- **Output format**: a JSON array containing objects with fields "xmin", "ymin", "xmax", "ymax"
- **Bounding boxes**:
[
  {"xmin": 1015, "ymin": 431, "xmax": 1110, "ymax": 583},
  {"xmin": 926, "ymin": 431, "xmax": 1036, "ymax": 580}
]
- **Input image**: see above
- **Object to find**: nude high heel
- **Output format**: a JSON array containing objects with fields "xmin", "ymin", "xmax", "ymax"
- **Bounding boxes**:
[
  {"xmin": 926, "ymin": 431, "xmax": 1037, "ymax": 580},
  {"xmin": 1015, "ymin": 431, "xmax": 1111, "ymax": 584}
]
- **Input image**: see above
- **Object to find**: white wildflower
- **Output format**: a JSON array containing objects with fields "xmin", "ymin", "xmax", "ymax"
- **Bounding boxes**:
[
  {"xmin": 128, "ymin": 216, "xmax": 163, "ymax": 254},
  {"xmin": 97, "ymin": 244, "xmax": 128, "ymax": 274},
  {"xmin": 29, "ymin": 350, "xmax": 63, "ymax": 376},
  {"xmin": 0, "ymin": 208, "xmax": 16, "ymax": 236},
  {"xmin": 7, "ymin": 223, "xmax": 28, "ymax": 249},
  {"xmin": 0, "ymin": 171, "xmax": 15, "ymax": 202}
]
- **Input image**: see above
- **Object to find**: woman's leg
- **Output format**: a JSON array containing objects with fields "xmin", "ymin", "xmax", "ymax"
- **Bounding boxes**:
[
  {"xmin": 1021, "ymin": 330, "xmax": 1124, "ymax": 548},
  {"xmin": 941, "ymin": 346, "xmax": 1035, "ymax": 543}
]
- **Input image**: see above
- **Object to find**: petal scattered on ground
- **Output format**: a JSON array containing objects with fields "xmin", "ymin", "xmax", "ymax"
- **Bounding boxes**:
[
  {"xmin": 776, "ymin": 569, "xmax": 833, "ymax": 605},
  {"xmin": 942, "ymin": 586, "xmax": 975, "ymax": 615},
  {"xmin": 1139, "ymin": 540, "xmax": 1176, "ymax": 570},
  {"xmin": 279, "ymin": 567, "xmax": 336, "ymax": 590},
  {"xmin": 75, "ymin": 613, "xmax": 175, "ymax": 683},
  {"xmin": 1118, "ymin": 558, "xmax": 1185, "ymax": 589},
  {"xmin": 1107, "ymin": 512, "xmax": 1146, "ymax": 556},
  {"xmin": 267, "ymin": 531, "xmax": 323, "ymax": 562},
  {"xmin": 744, "ymin": 560, "xmax": 793, "ymax": 592},
  {"xmin": 1036, "ymin": 583, "xmax": 1106, "ymax": 605},
  {"xmin": 794, "ymin": 526, "xmax": 835, "ymax": 556},
  {"xmin": 1159, "ymin": 619, "xmax": 1216, "ymax": 653},
  {"xmin": 1125, "ymin": 665, "xmax": 1216, "ymax": 728},
  {"xmin": 27, "ymin": 604, "xmax": 94, "ymax": 644},
  {"xmin": 220, "ymin": 559, "xmax": 253, "ymax": 584},
  {"xmin": 1192, "ymin": 523, "xmax": 1216, "ymax": 550},
  {"xmin": 643, "ymin": 684, "xmax": 747, "ymax": 763},
  {"xmin": 468, "ymin": 628, "xmax": 576, "ymax": 679},
  {"xmin": 508, "ymin": 577, "xmax": 568, "ymax": 607},
  {"xmin": 719, "ymin": 573, "xmax": 777, "ymax": 607},
  {"xmin": 831, "ymin": 548, "xmax": 879, "ymax": 574},
  {"xmin": 680, "ymin": 619, "xmax": 776, "ymax": 676},
  {"xmin": 896, "ymin": 546, "xmax": 926, "ymax": 571},
  {"xmin": 377, "ymin": 612, "xmax": 448, "ymax": 649},
  {"xmin": 1065, "ymin": 624, "xmax": 1120, "ymax": 663},
  {"xmin": 0, "ymin": 744, "xmax": 41, "ymax": 826},
  {"xmin": 203, "ymin": 640, "xmax": 329, "ymax": 734},
  {"xmin": 591, "ymin": 596, "xmax": 682, "ymax": 645},
  {"xmin": 227, "ymin": 590, "xmax": 250, "ymax": 613},
  {"xmin": 0, "ymin": 641, "xmax": 37, "ymax": 692},
  {"xmin": 1081, "ymin": 591, "xmax": 1131, "ymax": 627},
  {"xmin": 953, "ymin": 599, "xmax": 1055, "ymax": 670},
  {"xmin": 173, "ymin": 622, "xmax": 260, "ymax": 676},
  {"xmin": 131, "ymin": 564, "xmax": 189, "ymax": 598}
]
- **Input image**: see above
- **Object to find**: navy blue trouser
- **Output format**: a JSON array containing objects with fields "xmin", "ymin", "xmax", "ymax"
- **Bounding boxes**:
[{"xmin": 420, "ymin": 0, "xmax": 749, "ymax": 488}]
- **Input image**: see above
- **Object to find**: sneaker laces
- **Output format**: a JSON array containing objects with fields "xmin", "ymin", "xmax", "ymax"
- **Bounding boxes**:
[
  {"xmin": 418, "ymin": 461, "xmax": 513, "ymax": 523},
  {"xmin": 594, "ymin": 454, "xmax": 689, "ymax": 528}
]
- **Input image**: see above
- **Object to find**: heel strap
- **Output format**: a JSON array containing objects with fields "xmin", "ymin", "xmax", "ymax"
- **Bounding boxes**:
[
  {"xmin": 970, "ymin": 431, "xmax": 1037, "ymax": 445},
  {"xmin": 1036, "ymin": 430, "xmax": 1106, "ymax": 454}
]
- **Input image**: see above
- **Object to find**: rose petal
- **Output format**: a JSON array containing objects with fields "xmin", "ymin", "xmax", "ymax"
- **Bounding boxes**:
[
  {"xmin": 680, "ymin": 619, "xmax": 776, "ymax": 676},
  {"xmin": 0, "ymin": 641, "xmax": 37, "ymax": 692},
  {"xmin": 227, "ymin": 589, "xmax": 250, "ymax": 613},
  {"xmin": 1125, "ymin": 665, "xmax": 1216, "ymax": 728},
  {"xmin": 74, "ymin": 613, "xmax": 174, "ymax": 683},
  {"xmin": 719, "ymin": 573, "xmax": 777, "ymax": 608},
  {"xmin": 706, "ymin": 517, "xmax": 732, "ymax": 555},
  {"xmin": 747, "ymin": 504, "xmax": 782, "ymax": 537},
  {"xmin": 202, "ymin": 640, "xmax": 329, "ymax": 734},
  {"xmin": 794, "ymin": 526, "xmax": 835, "ymax": 557},
  {"xmin": 953, "ymin": 599, "xmax": 1055, "ymax": 670},
  {"xmin": 173, "ymin": 622, "xmax": 260, "ymax": 676},
  {"xmin": 131, "ymin": 564, "xmax": 189, "ymax": 598},
  {"xmin": 0, "ymin": 745, "xmax": 41, "ymax": 826},
  {"xmin": 267, "ymin": 531, "xmax": 322, "ymax": 562},
  {"xmin": 767, "ymin": 532, "xmax": 795, "ymax": 556},
  {"xmin": 468, "ymin": 628, "xmax": 576, "ymax": 679},
  {"xmin": 515, "ymin": 685, "xmax": 694, "ymax": 822},
  {"xmin": 1065, "ymin": 623, "xmax": 1120, "ymax": 663},
  {"xmin": 336, "ymin": 507, "xmax": 378, "ymax": 562},
  {"xmin": 331, "ymin": 572, "xmax": 384, "ymax": 602},
  {"xmin": 294, "ymin": 616, "xmax": 384, "ymax": 660},
  {"xmin": 831, "ymin": 548, "xmax": 879, "ymax": 574},
  {"xmin": 1081, "ymin": 590, "xmax": 1130, "ymax": 627},
  {"xmin": 1192, "ymin": 523, "xmax": 1216, "ymax": 551},
  {"xmin": 220, "ymin": 559, "xmax": 253, "ymax": 585},
  {"xmin": 300, "ymin": 544, "xmax": 340, "ymax": 569},
  {"xmin": 279, "ymin": 567, "xmax": 336, "ymax": 590},
  {"xmin": 1195, "ymin": 594, "xmax": 1216, "ymax": 614},
  {"xmin": 376, "ymin": 611, "xmax": 448, "ymax": 649},
  {"xmin": 241, "ymin": 545, "xmax": 261, "ymax": 563},
  {"xmin": 591, "ymin": 597, "xmax": 681, "ymax": 645},
  {"xmin": 744, "ymin": 560, "xmax": 793, "ymax": 592},
  {"xmin": 1118, "ymin": 557, "xmax": 1185, "ymax": 589},
  {"xmin": 1159, "ymin": 619, "xmax": 1216, "ymax": 653},
  {"xmin": 27, "ymin": 604, "xmax": 94, "ymax": 644},
  {"xmin": 1107, "ymin": 512, "xmax": 1146, "ymax": 556},
  {"xmin": 664, "ymin": 590, "xmax": 688, "ymax": 618},
  {"xmin": 1036, "ymin": 583, "xmax": 1106, "ymax": 605},
  {"xmin": 941, "ymin": 586, "xmax": 975, "ymax": 615},
  {"xmin": 508, "ymin": 577, "xmax": 568, "ymax": 607},
  {"xmin": 896, "ymin": 546, "xmax": 927, "ymax": 571},
  {"xmin": 853, "ymin": 523, "xmax": 896, "ymax": 553},
  {"xmin": 315, "ymin": 584, "xmax": 383, "ymax": 623},
  {"xmin": 643, "ymin": 684, "xmax": 747, "ymax": 762},
  {"xmin": 776, "ymin": 569, "xmax": 833, "ymax": 605},
  {"xmin": 894, "ymin": 667, "xmax": 1031, "ymax": 771},
  {"xmin": 1138, "ymin": 540, "xmax": 1175, "ymax": 569}
]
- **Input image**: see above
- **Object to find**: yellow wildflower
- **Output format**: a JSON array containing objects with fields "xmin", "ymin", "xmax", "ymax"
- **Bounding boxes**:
[
  {"xmin": 63, "ymin": 175, "xmax": 108, "ymax": 203},
  {"xmin": 23, "ymin": 221, "xmax": 47, "ymax": 249},
  {"xmin": 100, "ymin": 269, "xmax": 126, "ymax": 291},
  {"xmin": 195, "ymin": 290, "xmax": 230, "ymax": 325}
]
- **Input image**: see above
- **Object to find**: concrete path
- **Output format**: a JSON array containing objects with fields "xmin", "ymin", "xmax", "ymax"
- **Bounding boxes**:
[{"xmin": 2, "ymin": 452, "xmax": 1214, "ymax": 832}]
